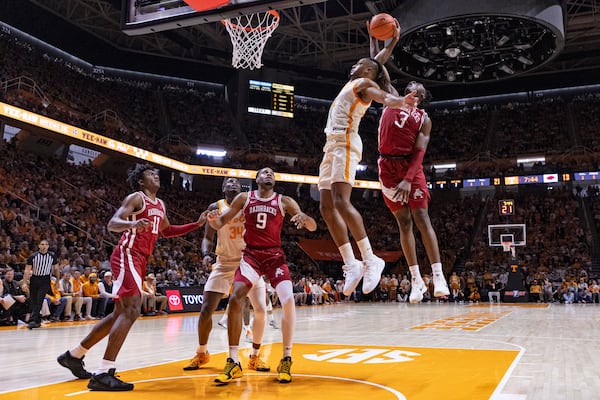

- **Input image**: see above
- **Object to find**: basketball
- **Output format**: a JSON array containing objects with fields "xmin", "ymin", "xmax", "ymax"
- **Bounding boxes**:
[{"xmin": 369, "ymin": 13, "xmax": 397, "ymax": 41}]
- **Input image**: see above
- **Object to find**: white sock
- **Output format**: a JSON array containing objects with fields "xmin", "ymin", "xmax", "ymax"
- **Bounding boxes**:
[
  {"xmin": 197, "ymin": 344, "xmax": 207, "ymax": 354},
  {"xmin": 251, "ymin": 347, "xmax": 260, "ymax": 357},
  {"xmin": 431, "ymin": 263, "xmax": 443, "ymax": 276},
  {"xmin": 409, "ymin": 265, "xmax": 422, "ymax": 281},
  {"xmin": 356, "ymin": 237, "xmax": 374, "ymax": 260},
  {"xmin": 229, "ymin": 346, "xmax": 239, "ymax": 363},
  {"xmin": 283, "ymin": 346, "xmax": 292, "ymax": 358},
  {"xmin": 69, "ymin": 344, "xmax": 88, "ymax": 359},
  {"xmin": 338, "ymin": 243, "xmax": 356, "ymax": 265},
  {"xmin": 96, "ymin": 359, "xmax": 116, "ymax": 374}
]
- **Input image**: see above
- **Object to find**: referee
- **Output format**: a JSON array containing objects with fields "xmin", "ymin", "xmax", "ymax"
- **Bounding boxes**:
[{"xmin": 25, "ymin": 239, "xmax": 59, "ymax": 329}]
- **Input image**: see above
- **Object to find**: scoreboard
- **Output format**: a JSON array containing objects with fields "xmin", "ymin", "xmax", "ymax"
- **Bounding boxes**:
[
  {"xmin": 248, "ymin": 80, "xmax": 294, "ymax": 118},
  {"xmin": 498, "ymin": 199, "xmax": 515, "ymax": 216}
]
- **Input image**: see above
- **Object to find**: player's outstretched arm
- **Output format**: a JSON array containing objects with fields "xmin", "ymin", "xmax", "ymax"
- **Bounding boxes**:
[
  {"xmin": 282, "ymin": 196, "xmax": 317, "ymax": 232},
  {"xmin": 160, "ymin": 210, "xmax": 208, "ymax": 238},
  {"xmin": 363, "ymin": 81, "xmax": 417, "ymax": 108},
  {"xmin": 208, "ymin": 192, "xmax": 248, "ymax": 230},
  {"xmin": 108, "ymin": 192, "xmax": 149, "ymax": 233}
]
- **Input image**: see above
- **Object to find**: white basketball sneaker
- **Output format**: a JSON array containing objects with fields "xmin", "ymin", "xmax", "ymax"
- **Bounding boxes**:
[
  {"xmin": 433, "ymin": 273, "xmax": 450, "ymax": 297},
  {"xmin": 362, "ymin": 256, "xmax": 385, "ymax": 294},
  {"xmin": 342, "ymin": 260, "xmax": 364, "ymax": 296},
  {"xmin": 409, "ymin": 278, "xmax": 427, "ymax": 303}
]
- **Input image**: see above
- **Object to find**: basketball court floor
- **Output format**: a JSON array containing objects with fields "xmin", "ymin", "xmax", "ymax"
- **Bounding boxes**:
[{"xmin": 1, "ymin": 301, "xmax": 597, "ymax": 400}]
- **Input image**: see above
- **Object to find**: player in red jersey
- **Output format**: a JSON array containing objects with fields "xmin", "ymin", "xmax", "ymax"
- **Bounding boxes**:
[
  {"xmin": 377, "ymin": 80, "xmax": 450, "ymax": 304},
  {"xmin": 58, "ymin": 164, "xmax": 207, "ymax": 391},
  {"xmin": 208, "ymin": 167, "xmax": 317, "ymax": 385}
]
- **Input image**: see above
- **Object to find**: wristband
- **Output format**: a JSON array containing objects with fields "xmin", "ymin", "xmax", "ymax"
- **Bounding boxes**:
[{"xmin": 404, "ymin": 147, "xmax": 426, "ymax": 183}]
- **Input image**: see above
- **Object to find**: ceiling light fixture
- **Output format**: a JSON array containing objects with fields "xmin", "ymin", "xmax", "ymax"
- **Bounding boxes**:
[
  {"xmin": 424, "ymin": 66, "xmax": 437, "ymax": 77},
  {"xmin": 460, "ymin": 40, "xmax": 475, "ymax": 50},
  {"xmin": 413, "ymin": 54, "xmax": 431, "ymax": 63},
  {"xmin": 393, "ymin": 4, "xmax": 564, "ymax": 84},
  {"xmin": 444, "ymin": 46, "xmax": 461, "ymax": 58},
  {"xmin": 472, "ymin": 62, "xmax": 483, "ymax": 79},
  {"xmin": 496, "ymin": 35, "xmax": 510, "ymax": 46},
  {"xmin": 517, "ymin": 55, "xmax": 533, "ymax": 65},
  {"xmin": 499, "ymin": 63, "xmax": 514, "ymax": 74}
]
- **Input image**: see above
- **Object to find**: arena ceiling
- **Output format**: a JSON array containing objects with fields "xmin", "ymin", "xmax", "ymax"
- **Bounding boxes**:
[{"xmin": 2, "ymin": 0, "xmax": 600, "ymax": 100}]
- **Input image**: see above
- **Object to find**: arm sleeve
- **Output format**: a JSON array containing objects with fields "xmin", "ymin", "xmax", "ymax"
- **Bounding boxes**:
[
  {"xmin": 161, "ymin": 222, "xmax": 200, "ymax": 238},
  {"xmin": 403, "ymin": 147, "xmax": 426, "ymax": 183}
]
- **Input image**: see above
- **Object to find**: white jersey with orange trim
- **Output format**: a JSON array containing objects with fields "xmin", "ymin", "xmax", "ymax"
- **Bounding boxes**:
[
  {"xmin": 204, "ymin": 198, "xmax": 265, "ymax": 295},
  {"xmin": 214, "ymin": 198, "xmax": 245, "ymax": 263},
  {"xmin": 318, "ymin": 78, "xmax": 373, "ymax": 190},
  {"xmin": 323, "ymin": 78, "xmax": 373, "ymax": 155}
]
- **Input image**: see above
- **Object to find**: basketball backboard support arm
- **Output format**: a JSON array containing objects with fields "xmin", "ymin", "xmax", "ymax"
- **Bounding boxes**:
[{"xmin": 122, "ymin": 0, "xmax": 326, "ymax": 35}]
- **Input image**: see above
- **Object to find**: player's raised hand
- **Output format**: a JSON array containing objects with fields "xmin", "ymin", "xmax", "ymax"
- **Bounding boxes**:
[
  {"xmin": 392, "ymin": 18, "xmax": 401, "ymax": 40},
  {"xmin": 393, "ymin": 180, "xmax": 412, "ymax": 204},
  {"xmin": 207, "ymin": 209, "xmax": 222, "ymax": 229},
  {"xmin": 196, "ymin": 210, "xmax": 208, "ymax": 227}
]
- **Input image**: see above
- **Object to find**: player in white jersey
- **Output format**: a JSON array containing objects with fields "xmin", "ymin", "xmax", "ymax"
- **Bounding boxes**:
[
  {"xmin": 183, "ymin": 178, "xmax": 270, "ymax": 373},
  {"xmin": 318, "ymin": 18, "xmax": 418, "ymax": 299}
]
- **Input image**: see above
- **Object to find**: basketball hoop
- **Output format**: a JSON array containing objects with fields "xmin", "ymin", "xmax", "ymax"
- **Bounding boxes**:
[
  {"xmin": 502, "ymin": 241, "xmax": 516, "ymax": 257},
  {"xmin": 222, "ymin": 10, "xmax": 280, "ymax": 70}
]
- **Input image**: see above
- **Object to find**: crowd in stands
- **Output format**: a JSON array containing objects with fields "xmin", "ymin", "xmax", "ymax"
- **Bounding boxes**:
[{"xmin": 3, "ymin": 31, "xmax": 600, "ymax": 327}]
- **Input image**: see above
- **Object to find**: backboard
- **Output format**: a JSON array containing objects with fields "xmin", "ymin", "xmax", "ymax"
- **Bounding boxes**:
[
  {"xmin": 487, "ymin": 224, "xmax": 526, "ymax": 248},
  {"xmin": 122, "ymin": 0, "xmax": 326, "ymax": 35}
]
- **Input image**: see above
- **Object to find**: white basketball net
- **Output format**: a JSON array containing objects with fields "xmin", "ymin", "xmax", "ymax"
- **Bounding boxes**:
[
  {"xmin": 222, "ymin": 10, "xmax": 280, "ymax": 70},
  {"xmin": 502, "ymin": 241, "xmax": 516, "ymax": 257}
]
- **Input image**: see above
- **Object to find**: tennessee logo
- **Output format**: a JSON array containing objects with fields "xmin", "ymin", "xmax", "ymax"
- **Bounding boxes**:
[{"xmin": 413, "ymin": 188, "xmax": 424, "ymax": 199}]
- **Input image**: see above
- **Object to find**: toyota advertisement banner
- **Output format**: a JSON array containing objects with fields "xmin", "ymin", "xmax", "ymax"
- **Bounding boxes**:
[{"xmin": 165, "ymin": 286, "xmax": 205, "ymax": 313}]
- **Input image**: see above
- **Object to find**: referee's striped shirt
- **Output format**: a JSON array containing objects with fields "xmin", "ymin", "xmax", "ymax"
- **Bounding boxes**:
[{"xmin": 26, "ymin": 251, "xmax": 58, "ymax": 276}]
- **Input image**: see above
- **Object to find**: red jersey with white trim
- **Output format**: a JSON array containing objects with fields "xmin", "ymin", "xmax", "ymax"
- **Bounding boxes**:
[
  {"xmin": 117, "ymin": 191, "xmax": 166, "ymax": 258},
  {"xmin": 378, "ymin": 107, "xmax": 427, "ymax": 155},
  {"xmin": 242, "ymin": 190, "xmax": 285, "ymax": 249}
]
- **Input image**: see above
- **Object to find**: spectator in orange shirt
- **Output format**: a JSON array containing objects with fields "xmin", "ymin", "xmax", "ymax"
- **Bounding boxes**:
[
  {"xmin": 46, "ymin": 277, "xmax": 68, "ymax": 322},
  {"xmin": 82, "ymin": 273, "xmax": 102, "ymax": 318},
  {"xmin": 71, "ymin": 269, "xmax": 93, "ymax": 320}
]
